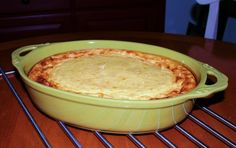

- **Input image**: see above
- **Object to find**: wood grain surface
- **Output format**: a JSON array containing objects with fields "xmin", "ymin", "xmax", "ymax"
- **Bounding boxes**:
[{"xmin": 0, "ymin": 32, "xmax": 235, "ymax": 147}]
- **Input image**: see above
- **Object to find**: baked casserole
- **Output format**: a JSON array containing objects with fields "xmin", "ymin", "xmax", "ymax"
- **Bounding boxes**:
[{"xmin": 28, "ymin": 48, "xmax": 197, "ymax": 100}]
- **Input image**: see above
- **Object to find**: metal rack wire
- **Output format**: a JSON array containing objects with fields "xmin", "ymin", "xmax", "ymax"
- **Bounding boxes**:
[{"xmin": 1, "ymin": 68, "xmax": 236, "ymax": 148}]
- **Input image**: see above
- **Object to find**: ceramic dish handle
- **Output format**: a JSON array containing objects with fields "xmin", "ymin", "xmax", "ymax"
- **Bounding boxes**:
[
  {"xmin": 12, "ymin": 43, "xmax": 50, "ymax": 67},
  {"xmin": 188, "ymin": 63, "xmax": 228, "ymax": 99}
]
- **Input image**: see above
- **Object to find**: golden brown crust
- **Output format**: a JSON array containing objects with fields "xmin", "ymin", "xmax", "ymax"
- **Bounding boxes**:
[{"xmin": 28, "ymin": 48, "xmax": 197, "ymax": 100}]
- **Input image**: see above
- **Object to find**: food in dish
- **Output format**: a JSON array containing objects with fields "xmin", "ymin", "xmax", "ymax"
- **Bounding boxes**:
[{"xmin": 28, "ymin": 48, "xmax": 197, "ymax": 100}]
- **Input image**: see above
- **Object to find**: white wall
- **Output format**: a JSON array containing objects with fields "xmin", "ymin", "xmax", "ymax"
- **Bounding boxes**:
[
  {"xmin": 165, "ymin": 0, "xmax": 236, "ymax": 44},
  {"xmin": 223, "ymin": 17, "xmax": 236, "ymax": 44},
  {"xmin": 165, "ymin": 0, "xmax": 196, "ymax": 35}
]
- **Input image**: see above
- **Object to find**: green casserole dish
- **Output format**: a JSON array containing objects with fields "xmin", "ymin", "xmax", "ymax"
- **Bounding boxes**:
[{"xmin": 11, "ymin": 40, "xmax": 228, "ymax": 134}]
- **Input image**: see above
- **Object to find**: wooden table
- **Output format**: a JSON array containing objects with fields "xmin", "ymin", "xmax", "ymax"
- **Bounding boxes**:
[{"xmin": 0, "ymin": 32, "xmax": 236, "ymax": 147}]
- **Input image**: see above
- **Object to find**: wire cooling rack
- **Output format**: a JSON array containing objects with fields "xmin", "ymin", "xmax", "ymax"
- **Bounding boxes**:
[{"xmin": 1, "ymin": 68, "xmax": 236, "ymax": 148}]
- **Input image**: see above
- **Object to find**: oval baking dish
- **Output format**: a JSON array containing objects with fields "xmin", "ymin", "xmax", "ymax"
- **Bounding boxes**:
[{"xmin": 12, "ymin": 40, "xmax": 228, "ymax": 134}]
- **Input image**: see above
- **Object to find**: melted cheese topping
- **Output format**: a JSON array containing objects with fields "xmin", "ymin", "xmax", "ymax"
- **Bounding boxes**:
[{"xmin": 28, "ymin": 48, "xmax": 197, "ymax": 100}]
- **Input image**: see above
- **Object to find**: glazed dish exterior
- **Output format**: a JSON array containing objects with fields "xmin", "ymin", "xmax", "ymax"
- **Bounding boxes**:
[{"xmin": 12, "ymin": 40, "xmax": 228, "ymax": 133}]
